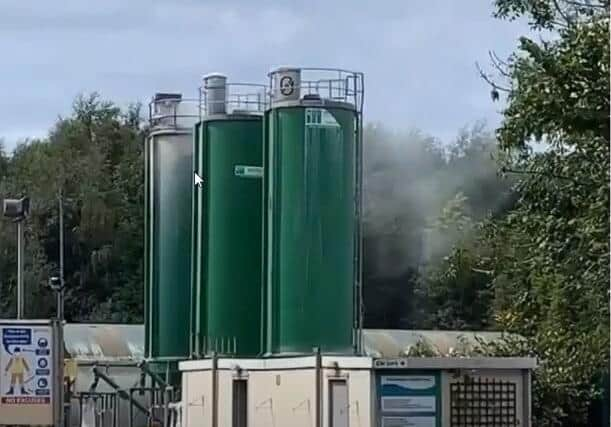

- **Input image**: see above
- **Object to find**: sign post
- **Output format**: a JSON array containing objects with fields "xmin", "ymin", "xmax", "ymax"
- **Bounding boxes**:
[{"xmin": 17, "ymin": 220, "xmax": 24, "ymax": 318}]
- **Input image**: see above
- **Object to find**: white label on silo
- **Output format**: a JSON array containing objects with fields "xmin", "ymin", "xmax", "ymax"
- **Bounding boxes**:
[
  {"xmin": 305, "ymin": 108, "xmax": 340, "ymax": 128},
  {"xmin": 234, "ymin": 165, "xmax": 263, "ymax": 179}
]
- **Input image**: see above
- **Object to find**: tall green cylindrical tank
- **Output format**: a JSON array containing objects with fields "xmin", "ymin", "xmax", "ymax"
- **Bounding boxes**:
[
  {"xmin": 263, "ymin": 68, "xmax": 364, "ymax": 355},
  {"xmin": 191, "ymin": 76, "xmax": 265, "ymax": 356},
  {"xmin": 145, "ymin": 93, "xmax": 198, "ymax": 365}
]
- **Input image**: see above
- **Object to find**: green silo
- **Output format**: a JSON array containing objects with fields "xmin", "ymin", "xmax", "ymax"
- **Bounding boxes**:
[
  {"xmin": 191, "ymin": 75, "xmax": 265, "ymax": 356},
  {"xmin": 263, "ymin": 68, "xmax": 364, "ymax": 355},
  {"xmin": 145, "ymin": 93, "xmax": 198, "ymax": 368}
]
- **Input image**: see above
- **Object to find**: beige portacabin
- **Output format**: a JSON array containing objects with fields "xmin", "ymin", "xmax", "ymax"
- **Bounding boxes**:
[{"xmin": 179, "ymin": 355, "xmax": 536, "ymax": 427}]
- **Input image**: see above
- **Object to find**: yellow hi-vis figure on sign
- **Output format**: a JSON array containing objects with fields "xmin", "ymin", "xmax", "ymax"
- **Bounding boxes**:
[
  {"xmin": 0, "ymin": 322, "xmax": 55, "ymax": 426},
  {"xmin": 4, "ymin": 347, "xmax": 31, "ymax": 395}
]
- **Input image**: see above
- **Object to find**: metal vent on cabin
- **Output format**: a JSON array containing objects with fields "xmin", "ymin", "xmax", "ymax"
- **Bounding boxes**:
[{"xmin": 450, "ymin": 377, "xmax": 517, "ymax": 427}]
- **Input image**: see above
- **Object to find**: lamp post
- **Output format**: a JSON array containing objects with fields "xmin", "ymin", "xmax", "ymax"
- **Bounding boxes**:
[
  {"xmin": 57, "ymin": 190, "xmax": 64, "ymax": 321},
  {"xmin": 2, "ymin": 196, "xmax": 30, "ymax": 318},
  {"xmin": 49, "ymin": 189, "xmax": 66, "ymax": 427}
]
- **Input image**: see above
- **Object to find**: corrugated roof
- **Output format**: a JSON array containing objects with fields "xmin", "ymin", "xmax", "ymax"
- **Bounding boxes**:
[
  {"xmin": 64, "ymin": 323, "xmax": 144, "ymax": 362},
  {"xmin": 362, "ymin": 329, "xmax": 520, "ymax": 358},
  {"xmin": 63, "ymin": 324, "xmax": 518, "ymax": 362}
]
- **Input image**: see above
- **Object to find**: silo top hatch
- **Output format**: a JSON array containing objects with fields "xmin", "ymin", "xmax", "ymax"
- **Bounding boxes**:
[{"xmin": 267, "ymin": 67, "xmax": 364, "ymax": 112}]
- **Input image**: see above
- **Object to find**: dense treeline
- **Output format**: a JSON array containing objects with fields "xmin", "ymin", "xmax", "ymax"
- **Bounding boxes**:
[
  {"xmin": 484, "ymin": 1, "xmax": 609, "ymax": 424},
  {"xmin": 0, "ymin": 0, "xmax": 608, "ymax": 425},
  {"xmin": 0, "ymin": 95, "xmax": 145, "ymax": 322},
  {"xmin": 0, "ymin": 98, "xmax": 508, "ymax": 324}
]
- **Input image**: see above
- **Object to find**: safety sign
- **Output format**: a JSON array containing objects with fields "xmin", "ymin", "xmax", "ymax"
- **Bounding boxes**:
[
  {"xmin": 0, "ymin": 326, "xmax": 53, "ymax": 404},
  {"xmin": 378, "ymin": 373, "xmax": 440, "ymax": 427},
  {"xmin": 382, "ymin": 416, "xmax": 436, "ymax": 427}
]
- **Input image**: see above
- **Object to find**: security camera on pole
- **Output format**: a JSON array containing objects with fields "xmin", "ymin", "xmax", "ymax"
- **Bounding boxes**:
[{"xmin": 2, "ymin": 196, "xmax": 30, "ymax": 318}]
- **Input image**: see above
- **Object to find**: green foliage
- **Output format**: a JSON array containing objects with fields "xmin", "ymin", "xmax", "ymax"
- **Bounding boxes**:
[
  {"xmin": 494, "ymin": 0, "xmax": 609, "ymax": 29},
  {"xmin": 471, "ymin": 2, "xmax": 609, "ymax": 425},
  {"xmin": 414, "ymin": 194, "xmax": 496, "ymax": 330},
  {"xmin": 0, "ymin": 93, "xmax": 145, "ymax": 322},
  {"xmin": 413, "ymin": 2, "xmax": 609, "ymax": 424}
]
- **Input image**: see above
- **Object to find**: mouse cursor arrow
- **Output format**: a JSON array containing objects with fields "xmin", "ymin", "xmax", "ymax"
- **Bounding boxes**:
[{"xmin": 194, "ymin": 172, "xmax": 204, "ymax": 188}]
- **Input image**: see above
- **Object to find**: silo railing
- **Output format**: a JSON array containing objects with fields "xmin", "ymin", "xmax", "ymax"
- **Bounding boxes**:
[
  {"xmin": 268, "ymin": 67, "xmax": 364, "ymax": 113},
  {"xmin": 199, "ymin": 82, "xmax": 267, "ymax": 116},
  {"xmin": 148, "ymin": 97, "xmax": 202, "ymax": 129}
]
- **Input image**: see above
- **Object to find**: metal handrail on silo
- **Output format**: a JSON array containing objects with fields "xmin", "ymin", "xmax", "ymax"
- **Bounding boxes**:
[
  {"xmin": 199, "ymin": 82, "xmax": 267, "ymax": 116},
  {"xmin": 148, "ymin": 96, "xmax": 203, "ymax": 129},
  {"xmin": 267, "ymin": 67, "xmax": 364, "ymax": 113}
]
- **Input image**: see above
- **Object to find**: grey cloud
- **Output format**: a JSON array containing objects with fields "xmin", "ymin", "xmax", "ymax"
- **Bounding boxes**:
[{"xmin": 0, "ymin": 0, "xmax": 529, "ymax": 148}]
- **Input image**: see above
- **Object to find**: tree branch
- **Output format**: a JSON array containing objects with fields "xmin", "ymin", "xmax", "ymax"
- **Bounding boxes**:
[
  {"xmin": 564, "ymin": 0, "xmax": 609, "ymax": 9},
  {"xmin": 490, "ymin": 50, "xmax": 510, "ymax": 68},
  {"xmin": 552, "ymin": 0, "xmax": 575, "ymax": 26},
  {"xmin": 500, "ymin": 167, "xmax": 592, "ymax": 185},
  {"xmin": 488, "ymin": 51, "xmax": 512, "ymax": 78},
  {"xmin": 476, "ymin": 62, "xmax": 511, "ymax": 93}
]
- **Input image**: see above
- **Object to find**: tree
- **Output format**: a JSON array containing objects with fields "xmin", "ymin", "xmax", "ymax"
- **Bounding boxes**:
[
  {"xmin": 414, "ymin": 193, "xmax": 496, "ymax": 330},
  {"xmin": 476, "ymin": 1, "xmax": 610, "ymax": 424},
  {"xmin": 0, "ymin": 94, "xmax": 145, "ymax": 322}
]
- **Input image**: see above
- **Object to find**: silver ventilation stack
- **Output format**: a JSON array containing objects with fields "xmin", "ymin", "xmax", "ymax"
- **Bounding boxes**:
[{"xmin": 202, "ymin": 73, "xmax": 228, "ymax": 115}]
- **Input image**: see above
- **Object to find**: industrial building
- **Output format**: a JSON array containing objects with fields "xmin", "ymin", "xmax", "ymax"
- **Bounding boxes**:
[
  {"xmin": 0, "ymin": 66, "xmax": 536, "ymax": 427},
  {"xmin": 63, "ymin": 324, "xmax": 534, "ymax": 427},
  {"xmin": 139, "ymin": 67, "xmax": 536, "ymax": 427}
]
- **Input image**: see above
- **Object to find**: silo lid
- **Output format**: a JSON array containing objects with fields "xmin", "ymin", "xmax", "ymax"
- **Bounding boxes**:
[
  {"xmin": 202, "ymin": 72, "xmax": 227, "ymax": 80},
  {"xmin": 269, "ymin": 66, "xmax": 301, "ymax": 75},
  {"xmin": 153, "ymin": 93, "xmax": 182, "ymax": 101}
]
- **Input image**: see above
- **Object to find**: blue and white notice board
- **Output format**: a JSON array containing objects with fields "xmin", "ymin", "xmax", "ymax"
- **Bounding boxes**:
[{"xmin": 377, "ymin": 372, "xmax": 441, "ymax": 427}]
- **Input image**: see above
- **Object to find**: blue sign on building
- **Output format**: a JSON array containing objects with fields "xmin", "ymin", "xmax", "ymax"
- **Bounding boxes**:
[{"xmin": 377, "ymin": 372, "xmax": 441, "ymax": 427}]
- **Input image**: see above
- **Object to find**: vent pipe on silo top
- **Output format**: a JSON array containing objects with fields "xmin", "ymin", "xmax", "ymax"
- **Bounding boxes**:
[{"xmin": 203, "ymin": 73, "xmax": 227, "ymax": 115}]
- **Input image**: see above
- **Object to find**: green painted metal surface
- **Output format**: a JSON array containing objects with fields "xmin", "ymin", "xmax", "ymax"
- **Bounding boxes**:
[
  {"xmin": 145, "ymin": 131, "xmax": 192, "ymax": 360},
  {"xmin": 264, "ymin": 106, "xmax": 357, "ymax": 354},
  {"xmin": 191, "ymin": 117, "xmax": 263, "ymax": 356}
]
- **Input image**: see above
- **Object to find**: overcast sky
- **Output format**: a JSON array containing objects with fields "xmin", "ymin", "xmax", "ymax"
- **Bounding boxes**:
[{"xmin": 0, "ymin": 0, "xmax": 528, "ymax": 150}]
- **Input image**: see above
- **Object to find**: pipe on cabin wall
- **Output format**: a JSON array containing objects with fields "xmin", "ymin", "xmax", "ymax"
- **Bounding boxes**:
[
  {"xmin": 315, "ymin": 347, "xmax": 322, "ymax": 427},
  {"xmin": 211, "ymin": 352, "xmax": 218, "ymax": 427}
]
